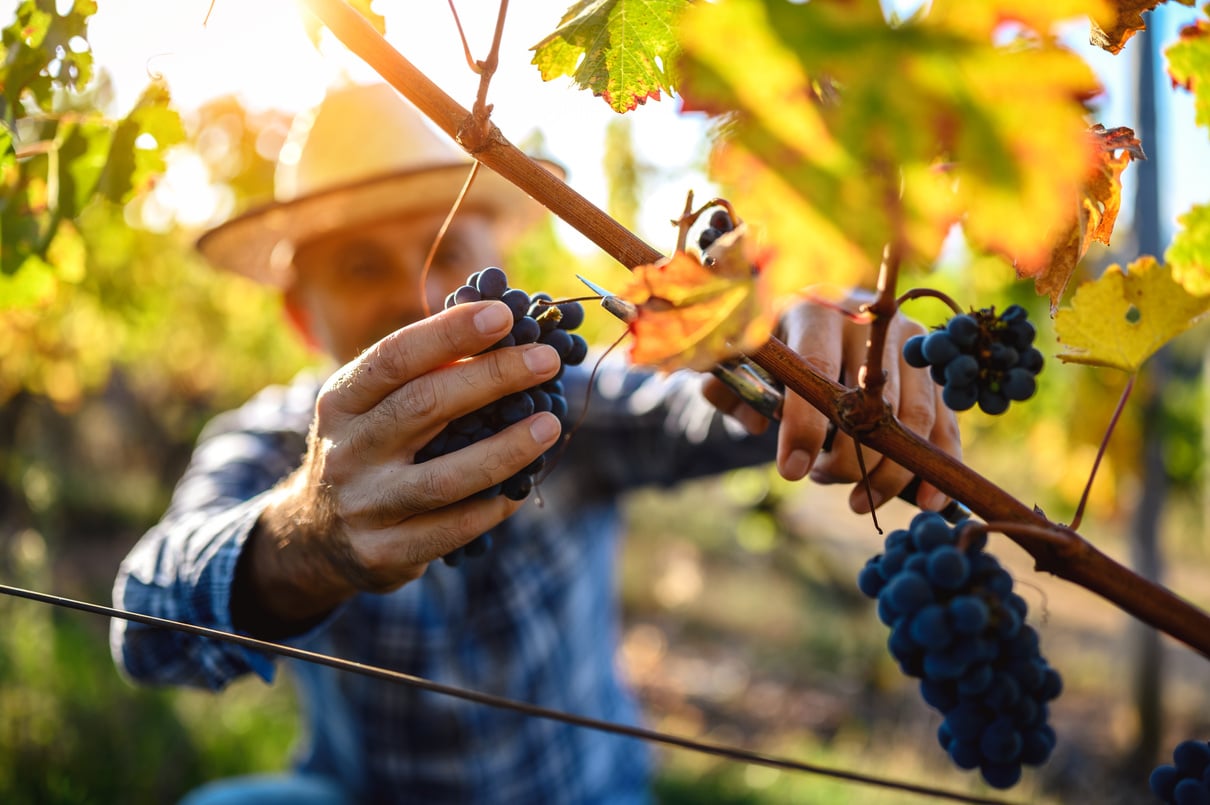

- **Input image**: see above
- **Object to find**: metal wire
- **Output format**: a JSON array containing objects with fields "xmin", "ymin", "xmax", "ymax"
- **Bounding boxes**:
[{"xmin": 0, "ymin": 581, "xmax": 1018, "ymax": 805}]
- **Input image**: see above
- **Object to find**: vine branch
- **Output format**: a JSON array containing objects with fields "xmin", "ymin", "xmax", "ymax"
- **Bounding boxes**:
[{"xmin": 299, "ymin": 0, "xmax": 1210, "ymax": 663}]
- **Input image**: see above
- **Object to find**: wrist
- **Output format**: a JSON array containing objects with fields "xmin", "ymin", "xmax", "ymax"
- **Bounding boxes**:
[{"xmin": 231, "ymin": 473, "xmax": 353, "ymax": 639}]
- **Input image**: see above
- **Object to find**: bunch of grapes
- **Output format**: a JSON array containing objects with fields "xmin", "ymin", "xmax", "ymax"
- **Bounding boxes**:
[
  {"xmin": 416, "ymin": 266, "xmax": 589, "ymax": 565},
  {"xmin": 858, "ymin": 512, "xmax": 1063, "ymax": 789},
  {"xmin": 903, "ymin": 305, "xmax": 1044, "ymax": 415},
  {"xmin": 1150, "ymin": 740, "xmax": 1210, "ymax": 803},
  {"xmin": 697, "ymin": 208, "xmax": 736, "ymax": 252}
]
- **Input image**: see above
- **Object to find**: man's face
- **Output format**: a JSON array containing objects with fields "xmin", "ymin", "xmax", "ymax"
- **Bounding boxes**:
[{"xmin": 286, "ymin": 211, "xmax": 502, "ymax": 363}]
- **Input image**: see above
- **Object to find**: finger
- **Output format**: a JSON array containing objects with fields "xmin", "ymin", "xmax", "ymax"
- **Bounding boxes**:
[
  {"xmin": 913, "ymin": 399, "xmax": 964, "ymax": 512},
  {"xmin": 353, "ymin": 343, "xmax": 562, "ymax": 456},
  {"xmin": 323, "ymin": 301, "xmax": 516, "ymax": 418},
  {"xmin": 342, "ymin": 494, "xmax": 530, "ymax": 593},
  {"xmin": 842, "ymin": 346, "xmax": 939, "ymax": 512},
  {"xmin": 775, "ymin": 308, "xmax": 845, "ymax": 481},
  {"xmin": 701, "ymin": 376, "xmax": 772, "ymax": 434},
  {"xmin": 350, "ymin": 412, "xmax": 562, "ymax": 526}
]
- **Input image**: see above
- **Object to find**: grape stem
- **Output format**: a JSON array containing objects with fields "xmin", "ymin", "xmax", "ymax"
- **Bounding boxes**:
[
  {"xmin": 1069, "ymin": 373, "xmax": 1134, "ymax": 532},
  {"xmin": 303, "ymin": 0, "xmax": 1210, "ymax": 663},
  {"xmin": 896, "ymin": 287, "xmax": 966, "ymax": 317}
]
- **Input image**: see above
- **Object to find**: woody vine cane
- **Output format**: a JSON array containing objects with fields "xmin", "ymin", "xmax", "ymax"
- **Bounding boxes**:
[{"xmin": 297, "ymin": 0, "xmax": 1210, "ymax": 662}]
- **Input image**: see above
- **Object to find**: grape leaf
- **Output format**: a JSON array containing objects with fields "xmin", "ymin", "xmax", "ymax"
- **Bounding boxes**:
[
  {"xmin": 0, "ymin": 0, "xmax": 97, "ymax": 118},
  {"xmin": 1054, "ymin": 256, "xmax": 1210, "ymax": 371},
  {"xmin": 1167, "ymin": 11, "xmax": 1210, "ymax": 134},
  {"xmin": 677, "ymin": 0, "xmax": 1103, "ymax": 303},
  {"xmin": 1168, "ymin": 203, "xmax": 1210, "ymax": 295},
  {"xmin": 618, "ymin": 244, "xmax": 772, "ymax": 371},
  {"xmin": 1091, "ymin": 0, "xmax": 1194, "ymax": 54},
  {"xmin": 1031, "ymin": 125, "xmax": 1144, "ymax": 311},
  {"xmin": 98, "ymin": 82, "xmax": 186, "ymax": 204},
  {"xmin": 531, "ymin": 0, "xmax": 686, "ymax": 113}
]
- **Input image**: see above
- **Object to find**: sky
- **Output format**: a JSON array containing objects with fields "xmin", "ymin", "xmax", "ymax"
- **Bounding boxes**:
[{"xmin": 7, "ymin": 0, "xmax": 1209, "ymax": 255}]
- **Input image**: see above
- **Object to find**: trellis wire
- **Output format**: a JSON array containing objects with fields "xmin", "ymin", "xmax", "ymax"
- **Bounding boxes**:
[{"xmin": 0, "ymin": 582, "xmax": 1017, "ymax": 804}]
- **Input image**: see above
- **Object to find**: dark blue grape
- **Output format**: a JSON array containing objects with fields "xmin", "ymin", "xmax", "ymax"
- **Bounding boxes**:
[
  {"xmin": 947, "ymin": 314, "xmax": 980, "ymax": 348},
  {"xmin": 502, "ymin": 472, "xmax": 534, "ymax": 501},
  {"xmin": 420, "ymin": 269, "xmax": 587, "ymax": 565},
  {"xmin": 922, "ymin": 331, "xmax": 960, "ymax": 365},
  {"xmin": 903, "ymin": 334, "xmax": 928, "ymax": 368},
  {"xmin": 944, "ymin": 354, "xmax": 979, "ymax": 386},
  {"xmin": 978, "ymin": 387, "xmax": 1009, "ymax": 415},
  {"xmin": 912, "ymin": 304, "xmax": 1043, "ymax": 416},
  {"xmin": 501, "ymin": 288, "xmax": 531, "ymax": 321},
  {"xmin": 1019, "ymin": 347, "xmax": 1044, "ymax": 374},
  {"xmin": 927, "ymin": 546, "xmax": 971, "ymax": 590},
  {"xmin": 942, "ymin": 382, "xmax": 978, "ymax": 412},
  {"xmin": 475, "ymin": 266, "xmax": 508, "ymax": 299},
  {"xmin": 1175, "ymin": 779, "xmax": 1210, "ymax": 805},
  {"xmin": 565, "ymin": 333, "xmax": 589, "ymax": 366},
  {"xmin": 882, "ymin": 571, "xmax": 934, "ymax": 614},
  {"xmin": 1176, "ymin": 742, "xmax": 1210, "ymax": 777},
  {"xmin": 454, "ymin": 284, "xmax": 482, "ymax": 304},
  {"xmin": 540, "ymin": 328, "xmax": 574, "ymax": 359},
  {"xmin": 509, "ymin": 316, "xmax": 540, "ymax": 346},
  {"xmin": 709, "ymin": 209, "xmax": 734, "ymax": 232},
  {"xmin": 858, "ymin": 510, "xmax": 1061, "ymax": 790},
  {"xmin": 557, "ymin": 301, "xmax": 585, "ymax": 331},
  {"xmin": 697, "ymin": 227, "xmax": 722, "ymax": 251}
]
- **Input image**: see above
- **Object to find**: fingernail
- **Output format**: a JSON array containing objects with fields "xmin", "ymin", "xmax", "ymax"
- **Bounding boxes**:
[
  {"xmin": 530, "ymin": 413, "xmax": 561, "ymax": 443},
  {"xmin": 782, "ymin": 449, "xmax": 812, "ymax": 481},
  {"xmin": 474, "ymin": 302, "xmax": 511, "ymax": 334},
  {"xmin": 523, "ymin": 345, "xmax": 559, "ymax": 374}
]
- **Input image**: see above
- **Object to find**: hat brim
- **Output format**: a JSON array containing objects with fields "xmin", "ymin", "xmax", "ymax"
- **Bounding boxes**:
[{"xmin": 197, "ymin": 160, "xmax": 562, "ymax": 287}]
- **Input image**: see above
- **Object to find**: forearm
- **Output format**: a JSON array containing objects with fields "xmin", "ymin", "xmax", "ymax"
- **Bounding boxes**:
[{"xmin": 230, "ymin": 468, "xmax": 356, "ymax": 639}]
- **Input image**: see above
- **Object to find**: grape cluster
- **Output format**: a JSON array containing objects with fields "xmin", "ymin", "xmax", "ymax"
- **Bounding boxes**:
[
  {"xmin": 903, "ymin": 305, "xmax": 1044, "ymax": 415},
  {"xmin": 858, "ymin": 512, "xmax": 1063, "ymax": 790},
  {"xmin": 416, "ymin": 266, "xmax": 589, "ymax": 565},
  {"xmin": 1150, "ymin": 740, "xmax": 1210, "ymax": 803},
  {"xmin": 697, "ymin": 209, "xmax": 736, "ymax": 252}
]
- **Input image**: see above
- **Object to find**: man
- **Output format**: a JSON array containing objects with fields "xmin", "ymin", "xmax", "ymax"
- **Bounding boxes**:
[{"xmin": 111, "ymin": 82, "xmax": 960, "ymax": 804}]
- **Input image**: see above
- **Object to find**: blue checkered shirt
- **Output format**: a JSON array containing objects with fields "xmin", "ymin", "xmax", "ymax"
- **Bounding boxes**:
[{"xmin": 112, "ymin": 360, "xmax": 777, "ymax": 803}]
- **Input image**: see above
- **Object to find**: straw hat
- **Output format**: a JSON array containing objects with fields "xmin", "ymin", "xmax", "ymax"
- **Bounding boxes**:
[{"xmin": 197, "ymin": 82, "xmax": 562, "ymax": 287}]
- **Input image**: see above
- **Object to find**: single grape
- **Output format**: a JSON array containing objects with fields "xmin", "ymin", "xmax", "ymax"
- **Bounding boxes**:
[{"xmin": 475, "ymin": 266, "xmax": 508, "ymax": 299}]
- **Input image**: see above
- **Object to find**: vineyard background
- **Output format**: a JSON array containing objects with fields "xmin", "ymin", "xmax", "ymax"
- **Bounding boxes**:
[{"xmin": 3, "ymin": 1, "xmax": 1210, "ymax": 803}]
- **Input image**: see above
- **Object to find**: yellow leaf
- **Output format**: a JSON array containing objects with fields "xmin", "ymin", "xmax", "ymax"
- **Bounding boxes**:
[
  {"xmin": 619, "ymin": 246, "xmax": 773, "ymax": 372},
  {"xmin": 1029, "ymin": 125, "xmax": 1144, "ymax": 310},
  {"xmin": 1054, "ymin": 256, "xmax": 1210, "ymax": 371}
]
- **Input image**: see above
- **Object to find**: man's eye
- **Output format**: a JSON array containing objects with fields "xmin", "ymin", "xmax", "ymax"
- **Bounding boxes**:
[{"xmin": 338, "ymin": 243, "xmax": 394, "ymax": 284}]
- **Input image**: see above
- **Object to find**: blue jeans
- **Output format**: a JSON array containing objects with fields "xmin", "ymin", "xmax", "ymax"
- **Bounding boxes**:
[{"xmin": 178, "ymin": 773, "xmax": 351, "ymax": 805}]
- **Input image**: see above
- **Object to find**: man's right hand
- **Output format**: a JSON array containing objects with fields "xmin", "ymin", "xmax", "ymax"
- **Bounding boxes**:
[{"xmin": 233, "ymin": 300, "xmax": 563, "ymax": 635}]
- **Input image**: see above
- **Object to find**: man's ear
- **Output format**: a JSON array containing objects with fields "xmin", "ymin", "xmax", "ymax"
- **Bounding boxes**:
[{"xmin": 282, "ymin": 287, "xmax": 322, "ymax": 352}]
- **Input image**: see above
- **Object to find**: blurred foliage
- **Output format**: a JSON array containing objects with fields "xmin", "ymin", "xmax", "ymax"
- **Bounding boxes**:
[{"xmin": 0, "ymin": 2, "xmax": 1208, "ymax": 804}]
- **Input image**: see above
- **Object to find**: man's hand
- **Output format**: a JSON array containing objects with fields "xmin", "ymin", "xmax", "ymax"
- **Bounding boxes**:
[
  {"xmin": 235, "ymin": 300, "xmax": 562, "ymax": 633},
  {"xmin": 702, "ymin": 300, "xmax": 961, "ymax": 515}
]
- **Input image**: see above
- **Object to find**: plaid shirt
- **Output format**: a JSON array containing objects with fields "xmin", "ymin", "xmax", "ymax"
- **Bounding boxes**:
[{"xmin": 112, "ymin": 360, "xmax": 776, "ymax": 803}]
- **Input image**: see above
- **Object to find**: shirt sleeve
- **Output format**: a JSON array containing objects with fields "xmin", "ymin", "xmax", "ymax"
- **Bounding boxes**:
[
  {"xmin": 110, "ymin": 379, "xmax": 315, "ymax": 691},
  {"xmin": 560, "ymin": 356, "xmax": 781, "ymax": 495}
]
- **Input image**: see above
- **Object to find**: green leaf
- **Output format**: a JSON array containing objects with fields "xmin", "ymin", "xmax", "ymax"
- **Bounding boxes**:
[
  {"xmin": 531, "ymin": 0, "xmax": 688, "ymax": 113},
  {"xmin": 0, "ymin": 253, "xmax": 57, "ymax": 309},
  {"xmin": 98, "ymin": 82, "xmax": 185, "ymax": 204},
  {"xmin": 56, "ymin": 119, "xmax": 112, "ymax": 219},
  {"xmin": 0, "ymin": 0, "xmax": 97, "ymax": 119},
  {"xmin": 1055, "ymin": 256, "xmax": 1210, "ymax": 371},
  {"xmin": 1167, "ymin": 10, "xmax": 1210, "ymax": 136},
  {"xmin": 1168, "ymin": 203, "xmax": 1210, "ymax": 295}
]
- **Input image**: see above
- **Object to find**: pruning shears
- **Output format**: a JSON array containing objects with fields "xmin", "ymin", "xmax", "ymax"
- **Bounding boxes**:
[{"xmin": 576, "ymin": 274, "xmax": 971, "ymax": 525}]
